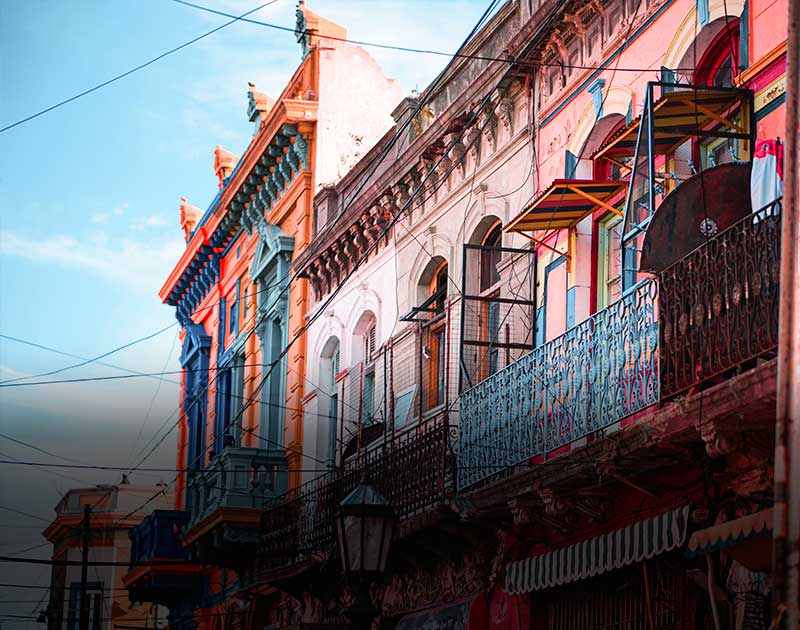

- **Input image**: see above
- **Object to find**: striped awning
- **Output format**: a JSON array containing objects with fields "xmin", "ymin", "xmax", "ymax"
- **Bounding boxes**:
[
  {"xmin": 505, "ymin": 505, "xmax": 691, "ymax": 594},
  {"xmin": 505, "ymin": 179, "xmax": 627, "ymax": 234},
  {"xmin": 686, "ymin": 508, "xmax": 773, "ymax": 571},
  {"xmin": 594, "ymin": 87, "xmax": 751, "ymax": 161}
]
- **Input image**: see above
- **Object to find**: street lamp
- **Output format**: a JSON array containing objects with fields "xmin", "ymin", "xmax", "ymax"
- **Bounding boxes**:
[{"xmin": 336, "ymin": 480, "xmax": 396, "ymax": 630}]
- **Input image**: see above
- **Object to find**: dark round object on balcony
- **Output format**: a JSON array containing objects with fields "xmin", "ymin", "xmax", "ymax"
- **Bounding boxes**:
[{"xmin": 640, "ymin": 163, "xmax": 752, "ymax": 274}]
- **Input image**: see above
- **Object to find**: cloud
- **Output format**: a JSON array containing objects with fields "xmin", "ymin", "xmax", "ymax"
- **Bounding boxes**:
[
  {"xmin": 91, "ymin": 212, "xmax": 110, "ymax": 224},
  {"xmin": 131, "ymin": 214, "xmax": 169, "ymax": 232},
  {"xmin": 0, "ymin": 229, "xmax": 184, "ymax": 293}
]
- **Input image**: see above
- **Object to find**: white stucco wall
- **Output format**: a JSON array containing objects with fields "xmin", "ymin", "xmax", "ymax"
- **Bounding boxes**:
[{"xmin": 315, "ymin": 41, "xmax": 404, "ymax": 190}]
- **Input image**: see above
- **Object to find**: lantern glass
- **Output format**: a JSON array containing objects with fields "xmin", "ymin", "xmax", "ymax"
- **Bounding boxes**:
[{"xmin": 336, "ymin": 482, "xmax": 396, "ymax": 577}]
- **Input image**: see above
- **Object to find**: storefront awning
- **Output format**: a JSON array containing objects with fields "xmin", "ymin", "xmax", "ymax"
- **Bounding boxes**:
[
  {"xmin": 504, "ymin": 179, "xmax": 627, "ymax": 270},
  {"xmin": 594, "ymin": 87, "xmax": 752, "ymax": 161},
  {"xmin": 505, "ymin": 505, "xmax": 690, "ymax": 594},
  {"xmin": 686, "ymin": 508, "xmax": 773, "ymax": 571}
]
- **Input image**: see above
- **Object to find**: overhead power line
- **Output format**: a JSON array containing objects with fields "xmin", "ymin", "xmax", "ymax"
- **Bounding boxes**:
[
  {"xmin": 67, "ymin": 0, "xmax": 503, "ymax": 531},
  {"xmin": 0, "ymin": 323, "xmax": 178, "ymax": 386},
  {"xmin": 172, "ymin": 0, "xmax": 706, "ymax": 73},
  {"xmin": 0, "ymin": 334, "xmax": 181, "ymax": 386},
  {"xmin": 0, "ymin": 0, "xmax": 280, "ymax": 134}
]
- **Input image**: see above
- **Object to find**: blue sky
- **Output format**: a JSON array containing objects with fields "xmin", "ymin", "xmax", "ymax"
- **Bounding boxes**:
[{"xmin": 0, "ymin": 0, "xmax": 490, "ymax": 618}]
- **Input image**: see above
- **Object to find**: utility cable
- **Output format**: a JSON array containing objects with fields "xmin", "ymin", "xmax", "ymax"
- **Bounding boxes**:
[
  {"xmin": 0, "ymin": 1, "xmax": 281, "ymax": 134},
  {"xmin": 113, "ymin": 0, "xmax": 503, "ymax": 494}
]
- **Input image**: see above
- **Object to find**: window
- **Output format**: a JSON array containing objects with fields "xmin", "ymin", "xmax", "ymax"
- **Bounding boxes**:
[
  {"xmin": 480, "ymin": 223, "xmax": 503, "ymax": 378},
  {"xmin": 424, "ymin": 262, "xmax": 448, "ymax": 410},
  {"xmin": 323, "ymin": 340, "xmax": 341, "ymax": 466},
  {"xmin": 216, "ymin": 353, "xmax": 244, "ymax": 450},
  {"xmin": 597, "ymin": 215, "xmax": 622, "ymax": 309},
  {"xmin": 364, "ymin": 321, "xmax": 377, "ymax": 364},
  {"xmin": 66, "ymin": 583, "xmax": 103, "ymax": 630},
  {"xmin": 695, "ymin": 23, "xmax": 743, "ymax": 168},
  {"xmin": 362, "ymin": 371, "xmax": 375, "ymax": 423},
  {"xmin": 480, "ymin": 223, "xmax": 502, "ymax": 292},
  {"xmin": 432, "ymin": 263, "xmax": 448, "ymax": 315},
  {"xmin": 229, "ymin": 301, "xmax": 238, "ymax": 336}
]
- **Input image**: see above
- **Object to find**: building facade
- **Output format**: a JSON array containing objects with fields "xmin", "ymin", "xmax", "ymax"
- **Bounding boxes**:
[
  {"xmin": 44, "ymin": 485, "xmax": 169, "ymax": 630},
  {"xmin": 127, "ymin": 0, "xmax": 790, "ymax": 627},
  {"xmin": 124, "ymin": 3, "xmax": 402, "ymax": 629}
]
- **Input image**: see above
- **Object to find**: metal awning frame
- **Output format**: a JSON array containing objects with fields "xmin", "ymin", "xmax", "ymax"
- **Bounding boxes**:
[
  {"xmin": 505, "ymin": 180, "xmax": 627, "ymax": 272},
  {"xmin": 617, "ymin": 82, "xmax": 755, "ymax": 291},
  {"xmin": 595, "ymin": 81, "xmax": 755, "ymax": 162}
]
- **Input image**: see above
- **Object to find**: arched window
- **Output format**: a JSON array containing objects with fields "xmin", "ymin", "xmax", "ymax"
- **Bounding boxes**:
[
  {"xmin": 352, "ymin": 312, "xmax": 378, "ymax": 424},
  {"xmin": 415, "ymin": 259, "xmax": 448, "ymax": 411},
  {"xmin": 430, "ymin": 260, "xmax": 448, "ymax": 316},
  {"xmin": 480, "ymin": 222, "xmax": 502, "ymax": 292},
  {"xmin": 320, "ymin": 337, "xmax": 341, "ymax": 466},
  {"xmin": 695, "ymin": 22, "xmax": 740, "ymax": 88}
]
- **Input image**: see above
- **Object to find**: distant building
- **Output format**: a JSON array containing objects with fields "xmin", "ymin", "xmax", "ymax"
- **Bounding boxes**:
[{"xmin": 43, "ymin": 485, "xmax": 170, "ymax": 630}]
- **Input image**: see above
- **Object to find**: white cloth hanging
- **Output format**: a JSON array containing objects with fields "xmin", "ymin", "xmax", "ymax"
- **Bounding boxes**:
[{"xmin": 751, "ymin": 138, "xmax": 783, "ymax": 219}]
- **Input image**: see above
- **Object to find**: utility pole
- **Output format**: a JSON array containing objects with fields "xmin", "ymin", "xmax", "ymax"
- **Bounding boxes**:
[
  {"xmin": 773, "ymin": 0, "xmax": 800, "ymax": 623},
  {"xmin": 79, "ymin": 505, "xmax": 91, "ymax": 630}
]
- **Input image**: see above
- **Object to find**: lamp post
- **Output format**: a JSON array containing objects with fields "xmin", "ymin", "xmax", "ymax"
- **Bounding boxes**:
[{"xmin": 336, "ymin": 480, "xmax": 396, "ymax": 630}]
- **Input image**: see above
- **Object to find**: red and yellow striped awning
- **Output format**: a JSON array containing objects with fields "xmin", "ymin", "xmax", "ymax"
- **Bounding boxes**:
[
  {"xmin": 505, "ymin": 179, "xmax": 627, "ymax": 234},
  {"xmin": 594, "ymin": 88, "xmax": 750, "ymax": 162}
]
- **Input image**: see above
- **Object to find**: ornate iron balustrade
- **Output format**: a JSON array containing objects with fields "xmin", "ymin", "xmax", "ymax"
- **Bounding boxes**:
[
  {"xmin": 187, "ymin": 446, "xmax": 287, "ymax": 528},
  {"xmin": 458, "ymin": 280, "xmax": 659, "ymax": 490},
  {"xmin": 129, "ymin": 510, "xmax": 191, "ymax": 568},
  {"xmin": 261, "ymin": 414, "xmax": 454, "ymax": 566},
  {"xmin": 659, "ymin": 200, "xmax": 782, "ymax": 398}
]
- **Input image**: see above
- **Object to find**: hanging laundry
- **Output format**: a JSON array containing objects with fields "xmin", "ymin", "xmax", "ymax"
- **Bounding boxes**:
[{"xmin": 751, "ymin": 138, "xmax": 784, "ymax": 218}]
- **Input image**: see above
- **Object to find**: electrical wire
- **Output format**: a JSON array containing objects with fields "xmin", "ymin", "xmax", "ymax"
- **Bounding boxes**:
[
  {"xmin": 103, "ymin": 0, "xmax": 505, "ymax": 515},
  {"xmin": 0, "ymin": 323, "xmax": 178, "ymax": 386},
  {"xmin": 172, "ymin": 0, "xmax": 710, "ymax": 74},
  {"xmin": 0, "ymin": 1, "xmax": 282, "ymax": 134},
  {"xmin": 0, "ymin": 335, "xmax": 181, "ymax": 386}
]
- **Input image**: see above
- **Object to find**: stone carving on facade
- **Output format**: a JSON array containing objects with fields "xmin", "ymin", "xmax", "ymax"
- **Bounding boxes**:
[
  {"xmin": 445, "ymin": 131, "xmax": 468, "ymax": 177},
  {"xmin": 496, "ymin": 89, "xmax": 516, "ymax": 134},
  {"xmin": 179, "ymin": 197, "xmax": 203, "ymax": 241},
  {"xmin": 508, "ymin": 498, "xmax": 533, "ymax": 528},
  {"xmin": 594, "ymin": 441, "xmax": 618, "ymax": 483},
  {"xmin": 535, "ymin": 481, "xmax": 570, "ymax": 519},
  {"xmin": 563, "ymin": 12, "xmax": 587, "ymax": 36},
  {"xmin": 331, "ymin": 241, "xmax": 349, "ymax": 278},
  {"xmin": 247, "ymin": 82, "xmax": 273, "ymax": 124},
  {"xmin": 380, "ymin": 538, "xmax": 493, "ymax": 617},
  {"xmin": 479, "ymin": 104, "xmax": 499, "ymax": 152},
  {"xmin": 391, "ymin": 183, "xmax": 409, "ymax": 214},
  {"xmin": 436, "ymin": 153, "xmax": 453, "ymax": 193},
  {"xmin": 349, "ymin": 224, "xmax": 369, "ymax": 256},
  {"xmin": 466, "ymin": 125, "xmax": 482, "ymax": 165},
  {"xmin": 419, "ymin": 156, "xmax": 439, "ymax": 202},
  {"xmin": 305, "ymin": 261, "xmax": 323, "ymax": 300},
  {"xmin": 702, "ymin": 420, "xmax": 743, "ymax": 460}
]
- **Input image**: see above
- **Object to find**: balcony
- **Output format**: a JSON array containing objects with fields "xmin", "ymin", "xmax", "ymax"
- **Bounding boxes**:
[
  {"xmin": 260, "ymin": 414, "xmax": 454, "ymax": 572},
  {"xmin": 458, "ymin": 199, "xmax": 782, "ymax": 491},
  {"xmin": 183, "ymin": 446, "xmax": 287, "ymax": 566},
  {"xmin": 124, "ymin": 510, "xmax": 204, "ymax": 606}
]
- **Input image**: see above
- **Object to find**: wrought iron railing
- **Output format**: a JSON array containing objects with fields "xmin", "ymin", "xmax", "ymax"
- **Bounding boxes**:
[
  {"xmin": 187, "ymin": 446, "xmax": 287, "ymax": 528},
  {"xmin": 458, "ymin": 280, "xmax": 659, "ymax": 490},
  {"xmin": 659, "ymin": 199, "xmax": 782, "ymax": 397},
  {"xmin": 261, "ymin": 414, "xmax": 454, "ymax": 566}
]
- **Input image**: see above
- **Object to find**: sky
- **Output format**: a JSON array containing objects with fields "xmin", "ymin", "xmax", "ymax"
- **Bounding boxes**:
[{"xmin": 0, "ymin": 0, "xmax": 493, "ymax": 621}]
